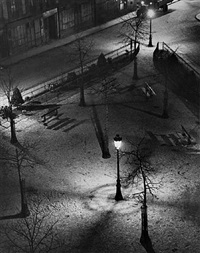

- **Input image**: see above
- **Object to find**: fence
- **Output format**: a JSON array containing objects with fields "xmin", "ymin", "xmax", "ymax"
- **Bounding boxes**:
[
  {"xmin": 156, "ymin": 42, "xmax": 200, "ymax": 78},
  {"xmin": 155, "ymin": 41, "xmax": 200, "ymax": 111},
  {"xmin": 22, "ymin": 42, "xmax": 134, "ymax": 100}
]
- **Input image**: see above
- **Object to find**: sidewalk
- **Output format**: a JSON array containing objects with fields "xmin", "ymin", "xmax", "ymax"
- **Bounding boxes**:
[{"xmin": 0, "ymin": 12, "xmax": 135, "ymax": 67}]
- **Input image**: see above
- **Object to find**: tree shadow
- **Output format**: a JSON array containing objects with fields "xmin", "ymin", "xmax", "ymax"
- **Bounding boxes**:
[
  {"xmin": 140, "ymin": 234, "xmax": 156, "ymax": 253},
  {"xmin": 75, "ymin": 210, "xmax": 113, "ymax": 252},
  {"xmin": 120, "ymin": 103, "xmax": 163, "ymax": 118},
  {"xmin": 90, "ymin": 105, "xmax": 110, "ymax": 157},
  {"xmin": 0, "ymin": 210, "xmax": 29, "ymax": 220},
  {"xmin": 150, "ymin": 183, "xmax": 200, "ymax": 227}
]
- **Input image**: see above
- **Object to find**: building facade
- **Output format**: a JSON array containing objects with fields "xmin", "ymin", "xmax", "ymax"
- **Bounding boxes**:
[{"xmin": 0, "ymin": 0, "xmax": 136, "ymax": 59}]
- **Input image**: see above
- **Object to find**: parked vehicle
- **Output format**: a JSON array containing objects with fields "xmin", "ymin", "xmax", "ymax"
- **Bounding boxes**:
[{"xmin": 136, "ymin": 0, "xmax": 178, "ymax": 17}]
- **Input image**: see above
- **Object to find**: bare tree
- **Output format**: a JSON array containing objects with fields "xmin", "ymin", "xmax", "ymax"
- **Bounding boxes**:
[
  {"xmin": 0, "ymin": 140, "xmax": 43, "ymax": 217},
  {"xmin": 153, "ymin": 44, "xmax": 177, "ymax": 119},
  {"xmin": 91, "ymin": 55, "xmax": 119, "ymax": 159},
  {"xmin": 69, "ymin": 34, "xmax": 94, "ymax": 106},
  {"xmin": 119, "ymin": 13, "xmax": 148, "ymax": 80},
  {"xmin": 123, "ymin": 137, "xmax": 161, "ymax": 252},
  {"xmin": 1, "ymin": 194, "xmax": 62, "ymax": 253},
  {"xmin": 0, "ymin": 67, "xmax": 19, "ymax": 143}
]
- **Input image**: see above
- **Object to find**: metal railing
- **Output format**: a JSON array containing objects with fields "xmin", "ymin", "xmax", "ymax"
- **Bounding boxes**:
[
  {"xmin": 157, "ymin": 42, "xmax": 200, "ymax": 77},
  {"xmin": 21, "ymin": 43, "xmax": 133, "ymax": 100}
]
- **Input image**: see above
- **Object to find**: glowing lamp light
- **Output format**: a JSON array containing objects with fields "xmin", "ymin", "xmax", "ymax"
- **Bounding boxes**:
[
  {"xmin": 114, "ymin": 134, "xmax": 122, "ymax": 150},
  {"xmin": 141, "ymin": 1, "xmax": 145, "ymax": 5},
  {"xmin": 147, "ymin": 9, "xmax": 155, "ymax": 19}
]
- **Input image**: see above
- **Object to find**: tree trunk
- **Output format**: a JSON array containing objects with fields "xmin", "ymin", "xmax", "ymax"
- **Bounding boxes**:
[
  {"xmin": 79, "ymin": 81, "xmax": 86, "ymax": 106},
  {"xmin": 16, "ymin": 149, "xmax": 29, "ymax": 217},
  {"xmin": 79, "ymin": 65, "xmax": 86, "ymax": 107},
  {"xmin": 10, "ymin": 113, "xmax": 18, "ymax": 144},
  {"xmin": 133, "ymin": 40, "xmax": 138, "ymax": 80},
  {"xmin": 140, "ymin": 170, "xmax": 148, "ymax": 242}
]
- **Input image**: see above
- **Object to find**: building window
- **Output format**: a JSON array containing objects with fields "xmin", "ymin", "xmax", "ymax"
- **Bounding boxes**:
[
  {"xmin": 120, "ymin": 0, "xmax": 127, "ymax": 10},
  {"xmin": 22, "ymin": 0, "xmax": 26, "ymax": 14},
  {"xmin": 62, "ymin": 8, "xmax": 74, "ymax": 29},
  {"xmin": 81, "ymin": 3, "xmax": 92, "ymax": 22},
  {"xmin": 2, "ymin": 0, "xmax": 8, "ymax": 20},
  {"xmin": 11, "ymin": 0, "xmax": 16, "ymax": 14},
  {"xmin": 0, "ymin": 3, "xmax": 3, "ymax": 19}
]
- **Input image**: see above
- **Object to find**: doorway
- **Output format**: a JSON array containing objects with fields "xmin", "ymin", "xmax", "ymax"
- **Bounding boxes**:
[{"xmin": 44, "ymin": 13, "xmax": 58, "ymax": 40}]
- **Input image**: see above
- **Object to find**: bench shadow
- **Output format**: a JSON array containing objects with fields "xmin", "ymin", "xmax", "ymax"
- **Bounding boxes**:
[{"xmin": 63, "ymin": 119, "xmax": 87, "ymax": 132}]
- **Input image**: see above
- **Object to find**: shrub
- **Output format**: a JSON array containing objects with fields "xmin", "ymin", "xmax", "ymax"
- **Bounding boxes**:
[{"xmin": 11, "ymin": 87, "xmax": 24, "ymax": 106}]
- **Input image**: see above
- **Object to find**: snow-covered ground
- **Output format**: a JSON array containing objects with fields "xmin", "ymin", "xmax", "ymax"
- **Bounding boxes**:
[{"xmin": 0, "ymin": 46, "xmax": 200, "ymax": 252}]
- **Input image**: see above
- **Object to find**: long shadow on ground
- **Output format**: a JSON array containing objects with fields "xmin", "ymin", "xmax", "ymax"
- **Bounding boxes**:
[
  {"xmin": 120, "ymin": 103, "xmax": 163, "ymax": 118},
  {"xmin": 90, "ymin": 105, "xmax": 108, "ymax": 156}
]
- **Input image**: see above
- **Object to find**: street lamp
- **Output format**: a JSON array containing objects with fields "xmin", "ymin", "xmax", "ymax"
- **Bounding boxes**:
[
  {"xmin": 147, "ymin": 9, "xmax": 155, "ymax": 47},
  {"xmin": 114, "ymin": 134, "xmax": 123, "ymax": 201}
]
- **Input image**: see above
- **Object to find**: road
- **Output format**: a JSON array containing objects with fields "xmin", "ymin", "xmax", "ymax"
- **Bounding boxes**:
[
  {"xmin": 0, "ymin": 0, "xmax": 200, "ymax": 99},
  {"xmin": 152, "ymin": 0, "xmax": 200, "ymax": 71}
]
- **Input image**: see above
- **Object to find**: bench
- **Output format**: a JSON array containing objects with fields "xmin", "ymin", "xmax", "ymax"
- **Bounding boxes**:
[
  {"xmin": 41, "ymin": 107, "xmax": 58, "ymax": 123},
  {"xmin": 141, "ymin": 82, "xmax": 156, "ymax": 98},
  {"xmin": 181, "ymin": 125, "xmax": 192, "ymax": 145},
  {"xmin": 48, "ymin": 82, "xmax": 58, "ymax": 92}
]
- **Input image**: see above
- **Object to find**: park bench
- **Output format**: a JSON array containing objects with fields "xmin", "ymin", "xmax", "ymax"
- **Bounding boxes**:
[
  {"xmin": 41, "ymin": 107, "xmax": 59, "ymax": 123},
  {"xmin": 176, "ymin": 125, "xmax": 193, "ymax": 146},
  {"xmin": 140, "ymin": 82, "xmax": 156, "ymax": 99},
  {"xmin": 180, "ymin": 125, "xmax": 192, "ymax": 145}
]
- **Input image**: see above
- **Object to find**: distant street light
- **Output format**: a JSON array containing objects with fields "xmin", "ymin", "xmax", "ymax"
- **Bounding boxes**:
[
  {"xmin": 147, "ymin": 9, "xmax": 155, "ymax": 47},
  {"xmin": 114, "ymin": 134, "xmax": 123, "ymax": 201}
]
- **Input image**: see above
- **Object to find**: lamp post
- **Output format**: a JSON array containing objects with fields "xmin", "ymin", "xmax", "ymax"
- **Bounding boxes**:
[
  {"xmin": 114, "ymin": 134, "xmax": 123, "ymax": 201},
  {"xmin": 147, "ymin": 9, "xmax": 155, "ymax": 47}
]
